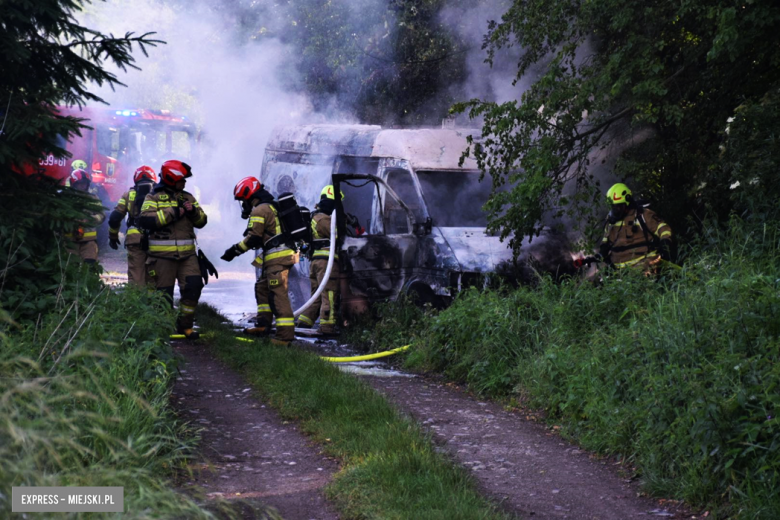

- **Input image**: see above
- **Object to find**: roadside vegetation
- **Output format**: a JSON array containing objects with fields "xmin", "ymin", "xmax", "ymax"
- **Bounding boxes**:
[
  {"xmin": 350, "ymin": 219, "xmax": 780, "ymax": 519},
  {"xmin": 0, "ymin": 272, "xmax": 220, "ymax": 517},
  {"xmin": 197, "ymin": 305, "xmax": 513, "ymax": 520}
]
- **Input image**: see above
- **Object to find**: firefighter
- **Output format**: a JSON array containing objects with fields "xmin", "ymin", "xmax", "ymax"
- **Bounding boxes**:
[
  {"xmin": 599, "ymin": 183, "xmax": 674, "ymax": 271},
  {"xmin": 298, "ymin": 185, "xmax": 341, "ymax": 335},
  {"xmin": 221, "ymin": 177, "xmax": 297, "ymax": 345},
  {"xmin": 138, "ymin": 160, "xmax": 207, "ymax": 340},
  {"xmin": 65, "ymin": 169, "xmax": 105, "ymax": 264},
  {"xmin": 107, "ymin": 165, "xmax": 157, "ymax": 285}
]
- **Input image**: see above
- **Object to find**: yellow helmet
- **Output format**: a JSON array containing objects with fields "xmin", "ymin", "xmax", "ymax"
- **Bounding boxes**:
[
  {"xmin": 606, "ymin": 183, "xmax": 632, "ymax": 205},
  {"xmin": 321, "ymin": 185, "xmax": 344, "ymax": 201},
  {"xmin": 71, "ymin": 159, "xmax": 88, "ymax": 171}
]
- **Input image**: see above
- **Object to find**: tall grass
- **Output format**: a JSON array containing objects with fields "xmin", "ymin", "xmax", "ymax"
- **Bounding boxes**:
[
  {"xmin": 0, "ymin": 280, "xmax": 219, "ymax": 518},
  {"xmin": 361, "ymin": 221, "xmax": 780, "ymax": 518}
]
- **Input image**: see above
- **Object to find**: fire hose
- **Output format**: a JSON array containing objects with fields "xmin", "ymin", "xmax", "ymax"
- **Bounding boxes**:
[{"xmin": 291, "ymin": 210, "xmax": 338, "ymax": 318}]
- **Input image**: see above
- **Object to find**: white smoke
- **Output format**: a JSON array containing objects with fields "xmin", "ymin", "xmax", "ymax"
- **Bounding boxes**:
[{"xmin": 79, "ymin": 0, "xmax": 354, "ymax": 261}]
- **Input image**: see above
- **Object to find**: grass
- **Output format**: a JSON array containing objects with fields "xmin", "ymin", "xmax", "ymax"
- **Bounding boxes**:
[
  {"xmin": 0, "ymin": 278, "xmax": 276, "ymax": 518},
  {"xmin": 352, "ymin": 221, "xmax": 780, "ymax": 519},
  {"xmin": 196, "ymin": 304, "xmax": 514, "ymax": 520}
]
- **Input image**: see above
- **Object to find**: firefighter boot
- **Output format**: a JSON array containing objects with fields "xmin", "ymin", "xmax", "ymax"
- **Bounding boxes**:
[{"xmin": 244, "ymin": 316, "xmax": 271, "ymax": 337}]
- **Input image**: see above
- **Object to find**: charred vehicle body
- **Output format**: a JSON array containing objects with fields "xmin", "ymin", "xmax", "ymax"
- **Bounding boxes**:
[{"xmin": 260, "ymin": 125, "xmax": 573, "ymax": 316}]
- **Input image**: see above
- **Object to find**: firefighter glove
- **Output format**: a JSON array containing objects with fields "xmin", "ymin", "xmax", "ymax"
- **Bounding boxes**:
[
  {"xmin": 221, "ymin": 245, "xmax": 240, "ymax": 262},
  {"xmin": 660, "ymin": 239, "xmax": 674, "ymax": 262},
  {"xmin": 109, "ymin": 237, "xmax": 120, "ymax": 250}
]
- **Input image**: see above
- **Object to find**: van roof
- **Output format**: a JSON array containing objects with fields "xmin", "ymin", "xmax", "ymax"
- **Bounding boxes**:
[{"xmin": 265, "ymin": 124, "xmax": 480, "ymax": 171}]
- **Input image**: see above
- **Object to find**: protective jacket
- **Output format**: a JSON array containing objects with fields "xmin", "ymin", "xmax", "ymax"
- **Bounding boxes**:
[
  {"xmin": 138, "ymin": 185, "xmax": 207, "ymax": 259},
  {"xmin": 65, "ymin": 193, "xmax": 105, "ymax": 243},
  {"xmin": 234, "ymin": 199, "xmax": 296, "ymax": 269},
  {"xmin": 601, "ymin": 207, "xmax": 672, "ymax": 269},
  {"xmin": 310, "ymin": 211, "xmax": 338, "ymax": 261},
  {"xmin": 108, "ymin": 183, "xmax": 153, "ymax": 246}
]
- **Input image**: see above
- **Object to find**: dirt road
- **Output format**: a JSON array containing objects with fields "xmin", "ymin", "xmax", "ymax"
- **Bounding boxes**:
[{"xmin": 172, "ymin": 342, "xmax": 340, "ymax": 520}]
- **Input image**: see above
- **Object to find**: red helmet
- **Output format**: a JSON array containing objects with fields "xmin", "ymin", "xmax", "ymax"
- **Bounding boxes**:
[
  {"xmin": 69, "ymin": 168, "xmax": 91, "ymax": 185},
  {"xmin": 233, "ymin": 176, "xmax": 262, "ymax": 200},
  {"xmin": 160, "ymin": 160, "xmax": 192, "ymax": 186},
  {"xmin": 133, "ymin": 165, "xmax": 157, "ymax": 184}
]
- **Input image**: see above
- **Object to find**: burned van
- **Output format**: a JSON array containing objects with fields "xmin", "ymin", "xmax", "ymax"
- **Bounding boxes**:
[{"xmin": 260, "ymin": 124, "xmax": 571, "ymax": 316}]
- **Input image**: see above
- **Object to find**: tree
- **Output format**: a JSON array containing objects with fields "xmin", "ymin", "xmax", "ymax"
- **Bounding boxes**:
[
  {"xmin": 0, "ymin": 0, "xmax": 160, "ymax": 321},
  {"xmin": 0, "ymin": 0, "xmax": 161, "ymax": 168},
  {"xmin": 455, "ymin": 0, "xmax": 780, "ymax": 254},
  {"xmin": 271, "ymin": 0, "xmax": 469, "ymax": 125}
]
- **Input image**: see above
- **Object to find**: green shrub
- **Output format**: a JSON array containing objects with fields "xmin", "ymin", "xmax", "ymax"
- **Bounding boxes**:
[
  {"xmin": 400, "ymin": 221, "xmax": 780, "ymax": 517},
  {"xmin": 0, "ymin": 284, "xmax": 218, "ymax": 518}
]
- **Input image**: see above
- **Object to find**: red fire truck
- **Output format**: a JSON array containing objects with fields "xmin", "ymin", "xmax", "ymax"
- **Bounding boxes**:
[
  {"xmin": 28, "ymin": 106, "xmax": 199, "ymax": 244},
  {"xmin": 31, "ymin": 105, "xmax": 199, "ymax": 203}
]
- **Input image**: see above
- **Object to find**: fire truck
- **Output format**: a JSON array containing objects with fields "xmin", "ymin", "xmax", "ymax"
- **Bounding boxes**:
[{"xmin": 29, "ymin": 106, "xmax": 199, "ymax": 244}]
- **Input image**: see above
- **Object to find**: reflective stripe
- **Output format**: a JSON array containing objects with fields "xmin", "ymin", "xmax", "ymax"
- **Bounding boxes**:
[
  {"xmin": 614, "ymin": 251, "xmax": 659, "ymax": 269},
  {"xmin": 270, "ymin": 206, "xmax": 282, "ymax": 235},
  {"xmin": 265, "ymin": 249, "xmax": 294, "ymax": 262},
  {"xmin": 148, "ymin": 239, "xmax": 196, "ymax": 246},
  {"xmin": 180, "ymin": 304, "xmax": 196, "ymax": 315},
  {"xmin": 109, "ymin": 226, "xmax": 120, "ymax": 234},
  {"xmin": 659, "ymin": 231, "xmax": 672, "ymax": 238},
  {"xmin": 148, "ymin": 239, "xmax": 196, "ymax": 254},
  {"xmin": 149, "ymin": 244, "xmax": 196, "ymax": 253},
  {"xmin": 257, "ymin": 304, "xmax": 271, "ymax": 313},
  {"xmin": 157, "ymin": 209, "xmax": 167, "ymax": 225},
  {"xmin": 82, "ymin": 231, "xmax": 97, "ymax": 239},
  {"xmin": 127, "ymin": 228, "xmax": 141, "ymax": 235},
  {"xmin": 313, "ymin": 250, "xmax": 338, "ymax": 260},
  {"xmin": 118, "ymin": 198, "xmax": 127, "ymax": 205},
  {"xmin": 321, "ymin": 290, "xmax": 336, "ymax": 325},
  {"xmin": 193, "ymin": 212, "xmax": 206, "ymax": 226},
  {"xmin": 276, "ymin": 318, "xmax": 295, "ymax": 327},
  {"xmin": 142, "ymin": 201, "xmax": 158, "ymax": 210},
  {"xmin": 238, "ymin": 240, "xmax": 249, "ymax": 252},
  {"xmin": 249, "ymin": 216, "xmax": 265, "ymax": 225},
  {"xmin": 298, "ymin": 315, "xmax": 314, "ymax": 326}
]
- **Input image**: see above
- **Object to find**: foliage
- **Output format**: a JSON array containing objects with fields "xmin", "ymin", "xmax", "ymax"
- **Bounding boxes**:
[
  {"xmin": 343, "ymin": 293, "xmax": 429, "ymax": 352},
  {"xmin": 395, "ymin": 221, "xmax": 780, "ymax": 516},
  {"xmin": 0, "ymin": 0, "xmax": 161, "ymax": 168},
  {"xmin": 0, "ymin": 284, "xmax": 221, "ymax": 518},
  {"xmin": 0, "ymin": 173, "xmax": 105, "ymax": 322},
  {"xmin": 247, "ymin": 0, "xmax": 470, "ymax": 125},
  {"xmin": 454, "ymin": 0, "xmax": 780, "ymax": 253},
  {"xmin": 197, "ymin": 304, "xmax": 511, "ymax": 520}
]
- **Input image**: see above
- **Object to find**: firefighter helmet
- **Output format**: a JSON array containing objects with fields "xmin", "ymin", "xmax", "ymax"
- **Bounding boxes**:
[
  {"xmin": 133, "ymin": 165, "xmax": 157, "ymax": 184},
  {"xmin": 606, "ymin": 183, "xmax": 632, "ymax": 205},
  {"xmin": 234, "ymin": 176, "xmax": 262, "ymax": 200},
  {"xmin": 70, "ymin": 168, "xmax": 91, "ymax": 184},
  {"xmin": 160, "ymin": 160, "xmax": 192, "ymax": 186},
  {"xmin": 320, "ymin": 185, "xmax": 344, "ymax": 201},
  {"xmin": 71, "ymin": 159, "xmax": 88, "ymax": 171}
]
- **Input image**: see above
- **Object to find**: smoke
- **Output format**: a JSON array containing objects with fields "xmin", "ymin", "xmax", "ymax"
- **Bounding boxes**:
[{"xmin": 79, "ymin": 0, "xmax": 355, "ymax": 263}]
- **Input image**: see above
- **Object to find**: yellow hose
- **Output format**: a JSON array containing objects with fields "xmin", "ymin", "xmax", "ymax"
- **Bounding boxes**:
[
  {"xmin": 170, "ymin": 333, "xmax": 411, "ymax": 363},
  {"xmin": 321, "ymin": 345, "xmax": 411, "ymax": 363}
]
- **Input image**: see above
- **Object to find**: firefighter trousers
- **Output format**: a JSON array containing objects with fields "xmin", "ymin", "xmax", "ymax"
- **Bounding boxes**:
[
  {"xmin": 146, "ymin": 255, "xmax": 204, "ymax": 331},
  {"xmin": 127, "ymin": 244, "xmax": 148, "ymax": 286},
  {"xmin": 298, "ymin": 259, "xmax": 339, "ymax": 334},
  {"xmin": 68, "ymin": 240, "xmax": 98, "ymax": 263},
  {"xmin": 255, "ymin": 263, "xmax": 295, "ymax": 342}
]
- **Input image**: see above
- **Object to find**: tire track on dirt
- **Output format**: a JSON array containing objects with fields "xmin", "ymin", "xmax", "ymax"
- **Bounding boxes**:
[
  {"xmin": 360, "ymin": 374, "xmax": 683, "ymax": 519},
  {"xmin": 172, "ymin": 342, "xmax": 340, "ymax": 520}
]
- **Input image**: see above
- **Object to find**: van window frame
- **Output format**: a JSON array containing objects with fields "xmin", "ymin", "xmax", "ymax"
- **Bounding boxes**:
[{"xmin": 333, "ymin": 173, "xmax": 416, "ymax": 238}]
